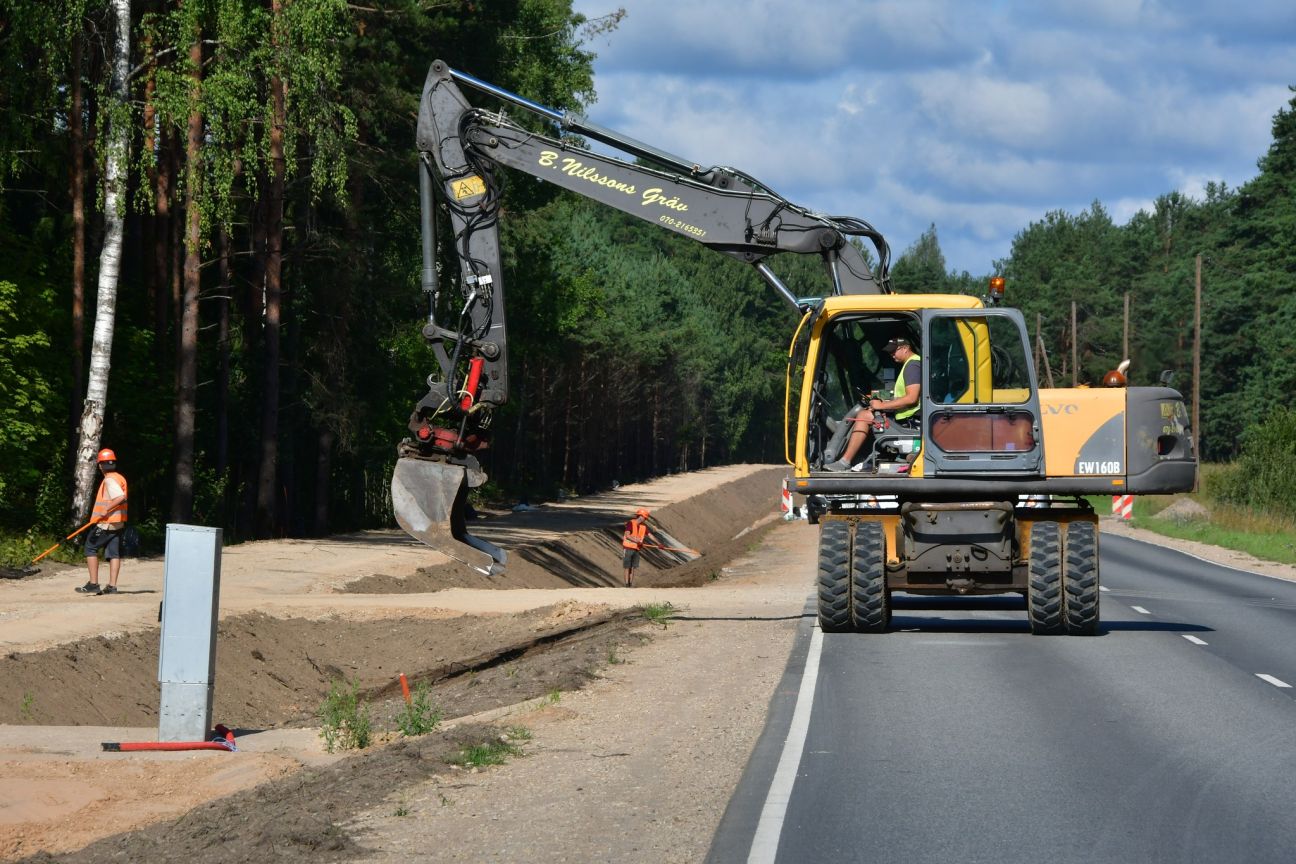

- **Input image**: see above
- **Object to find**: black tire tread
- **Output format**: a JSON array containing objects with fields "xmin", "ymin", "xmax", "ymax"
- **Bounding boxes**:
[
  {"xmin": 1028, "ymin": 521, "xmax": 1064, "ymax": 635},
  {"xmin": 850, "ymin": 520, "xmax": 889, "ymax": 632},
  {"xmin": 1063, "ymin": 520, "xmax": 1100, "ymax": 635},
  {"xmin": 817, "ymin": 520, "xmax": 851, "ymax": 631}
]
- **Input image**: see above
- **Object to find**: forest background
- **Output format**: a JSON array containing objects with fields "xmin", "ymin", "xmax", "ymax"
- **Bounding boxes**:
[{"xmin": 1, "ymin": 0, "xmax": 1294, "ymax": 552}]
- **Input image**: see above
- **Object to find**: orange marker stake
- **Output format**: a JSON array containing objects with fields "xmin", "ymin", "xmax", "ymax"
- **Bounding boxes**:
[{"xmin": 399, "ymin": 672, "xmax": 412, "ymax": 704}]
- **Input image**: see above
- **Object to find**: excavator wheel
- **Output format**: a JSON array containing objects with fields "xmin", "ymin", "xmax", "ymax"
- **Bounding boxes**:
[
  {"xmin": 849, "ymin": 520, "xmax": 889, "ymax": 632},
  {"xmin": 391, "ymin": 457, "xmax": 507, "ymax": 576},
  {"xmin": 1027, "ymin": 521, "xmax": 1064, "ymax": 635},
  {"xmin": 1063, "ymin": 520, "xmax": 1100, "ymax": 635},
  {"xmin": 816, "ymin": 520, "xmax": 852, "ymax": 632}
]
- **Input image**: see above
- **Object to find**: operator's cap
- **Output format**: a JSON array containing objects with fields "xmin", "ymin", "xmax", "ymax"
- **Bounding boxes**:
[
  {"xmin": 883, "ymin": 337, "xmax": 911, "ymax": 353},
  {"xmin": 635, "ymin": 508, "xmax": 650, "ymax": 518}
]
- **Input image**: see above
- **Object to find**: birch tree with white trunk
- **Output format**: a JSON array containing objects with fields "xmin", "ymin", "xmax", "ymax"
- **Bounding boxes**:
[{"xmin": 71, "ymin": 0, "xmax": 132, "ymax": 522}]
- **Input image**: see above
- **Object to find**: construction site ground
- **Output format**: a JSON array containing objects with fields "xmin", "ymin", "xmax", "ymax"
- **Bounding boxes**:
[
  {"xmin": 0, "ymin": 464, "xmax": 811, "ymax": 862},
  {"xmin": 3, "ymin": 464, "xmax": 1289, "ymax": 863}
]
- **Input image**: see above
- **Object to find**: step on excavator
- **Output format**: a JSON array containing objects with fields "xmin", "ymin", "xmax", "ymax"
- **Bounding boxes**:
[{"xmin": 392, "ymin": 61, "xmax": 1197, "ymax": 632}]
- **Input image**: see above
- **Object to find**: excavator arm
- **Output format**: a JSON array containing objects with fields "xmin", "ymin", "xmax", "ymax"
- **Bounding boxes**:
[{"xmin": 393, "ymin": 59, "xmax": 893, "ymax": 573}]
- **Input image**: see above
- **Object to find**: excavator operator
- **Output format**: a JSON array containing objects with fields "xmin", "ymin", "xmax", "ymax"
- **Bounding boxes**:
[{"xmin": 825, "ymin": 337, "xmax": 922, "ymax": 472}]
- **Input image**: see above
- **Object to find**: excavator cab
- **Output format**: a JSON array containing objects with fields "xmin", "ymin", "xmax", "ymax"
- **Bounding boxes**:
[{"xmin": 788, "ymin": 297, "xmax": 1043, "ymax": 480}]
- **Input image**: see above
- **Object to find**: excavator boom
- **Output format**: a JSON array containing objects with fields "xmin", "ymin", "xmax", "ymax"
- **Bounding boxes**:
[{"xmin": 393, "ymin": 59, "xmax": 892, "ymax": 568}]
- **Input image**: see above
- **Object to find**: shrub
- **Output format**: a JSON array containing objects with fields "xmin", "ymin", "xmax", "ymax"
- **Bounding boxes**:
[
  {"xmin": 1215, "ymin": 407, "xmax": 1296, "ymax": 517},
  {"xmin": 395, "ymin": 682, "xmax": 443, "ymax": 737},
  {"xmin": 319, "ymin": 678, "xmax": 372, "ymax": 752}
]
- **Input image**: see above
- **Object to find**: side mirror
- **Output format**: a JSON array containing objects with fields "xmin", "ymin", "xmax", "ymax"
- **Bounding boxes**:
[{"xmin": 1159, "ymin": 370, "xmax": 1176, "ymax": 386}]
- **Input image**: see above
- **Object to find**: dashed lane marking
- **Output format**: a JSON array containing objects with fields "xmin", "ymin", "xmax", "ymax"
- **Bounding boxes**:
[
  {"xmin": 1099, "ymin": 586, "xmax": 1110, "ymax": 592},
  {"xmin": 1182, "ymin": 635, "xmax": 1208, "ymax": 646},
  {"xmin": 1131, "ymin": 606, "xmax": 1151, "ymax": 615},
  {"xmin": 1256, "ymin": 674, "xmax": 1291, "ymax": 689}
]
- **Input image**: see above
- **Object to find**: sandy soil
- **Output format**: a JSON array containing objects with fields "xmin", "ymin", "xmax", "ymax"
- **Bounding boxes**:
[
  {"xmin": 1, "ymin": 464, "xmax": 801, "ymax": 862},
  {"xmin": 5, "ymin": 469, "xmax": 1289, "ymax": 863}
]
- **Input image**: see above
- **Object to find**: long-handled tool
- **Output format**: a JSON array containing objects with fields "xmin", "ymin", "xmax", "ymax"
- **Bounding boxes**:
[
  {"xmin": 30, "ymin": 520, "xmax": 97, "ymax": 565},
  {"xmin": 639, "ymin": 541, "xmax": 701, "ymax": 556}
]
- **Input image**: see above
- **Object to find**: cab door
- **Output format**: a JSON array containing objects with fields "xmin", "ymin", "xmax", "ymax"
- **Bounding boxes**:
[
  {"xmin": 920, "ymin": 309, "xmax": 1045, "ymax": 478},
  {"xmin": 785, "ymin": 305, "xmax": 820, "ymax": 474}
]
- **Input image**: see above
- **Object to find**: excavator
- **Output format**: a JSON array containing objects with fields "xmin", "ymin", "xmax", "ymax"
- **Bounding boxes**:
[{"xmin": 392, "ymin": 60, "xmax": 1197, "ymax": 634}]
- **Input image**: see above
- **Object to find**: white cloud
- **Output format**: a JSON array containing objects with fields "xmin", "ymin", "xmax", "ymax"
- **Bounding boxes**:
[{"xmin": 568, "ymin": 0, "xmax": 1295, "ymax": 273}]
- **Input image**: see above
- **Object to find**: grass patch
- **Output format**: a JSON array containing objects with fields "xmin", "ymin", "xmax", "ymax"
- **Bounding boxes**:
[
  {"xmin": 319, "ymin": 678, "xmax": 372, "ymax": 752},
  {"xmin": 1108, "ymin": 463, "xmax": 1296, "ymax": 566},
  {"xmin": 394, "ymin": 682, "xmax": 443, "ymax": 737},
  {"xmin": 452, "ymin": 728, "xmax": 530, "ymax": 768},
  {"xmin": 638, "ymin": 601, "xmax": 676, "ymax": 629}
]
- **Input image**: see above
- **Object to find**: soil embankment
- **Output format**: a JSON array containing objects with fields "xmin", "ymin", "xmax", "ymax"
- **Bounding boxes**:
[{"xmin": 0, "ymin": 464, "xmax": 804, "ymax": 862}]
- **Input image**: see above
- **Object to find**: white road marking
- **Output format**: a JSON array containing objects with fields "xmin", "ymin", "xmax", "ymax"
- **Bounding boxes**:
[
  {"xmin": 1256, "ymin": 674, "xmax": 1292, "ymax": 689},
  {"xmin": 1131, "ymin": 606, "xmax": 1151, "ymax": 615},
  {"xmin": 1182, "ymin": 635, "xmax": 1208, "ymax": 646},
  {"xmin": 748, "ymin": 623, "xmax": 824, "ymax": 864},
  {"xmin": 1099, "ymin": 586, "xmax": 1110, "ymax": 592}
]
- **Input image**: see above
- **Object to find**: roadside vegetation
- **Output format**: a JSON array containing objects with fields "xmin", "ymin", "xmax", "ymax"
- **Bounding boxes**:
[{"xmin": 1110, "ymin": 408, "xmax": 1296, "ymax": 567}]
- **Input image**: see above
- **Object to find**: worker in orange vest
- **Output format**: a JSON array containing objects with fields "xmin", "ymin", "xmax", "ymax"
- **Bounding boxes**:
[
  {"xmin": 78, "ymin": 448, "xmax": 128, "ymax": 596},
  {"xmin": 621, "ymin": 507, "xmax": 657, "ymax": 588}
]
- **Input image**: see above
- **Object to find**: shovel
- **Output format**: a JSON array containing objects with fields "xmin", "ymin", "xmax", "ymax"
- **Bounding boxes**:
[{"xmin": 30, "ymin": 520, "xmax": 97, "ymax": 565}]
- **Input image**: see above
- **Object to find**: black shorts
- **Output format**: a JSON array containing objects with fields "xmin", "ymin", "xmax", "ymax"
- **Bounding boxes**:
[
  {"xmin": 622, "ymin": 548, "xmax": 641, "ymax": 569},
  {"xmin": 85, "ymin": 526, "xmax": 123, "ymax": 560}
]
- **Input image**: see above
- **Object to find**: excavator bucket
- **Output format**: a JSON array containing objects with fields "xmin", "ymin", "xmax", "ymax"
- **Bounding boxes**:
[{"xmin": 391, "ymin": 458, "xmax": 507, "ymax": 576}]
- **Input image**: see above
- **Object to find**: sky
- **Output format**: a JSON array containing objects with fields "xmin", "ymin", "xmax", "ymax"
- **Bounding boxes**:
[{"xmin": 566, "ymin": 0, "xmax": 1296, "ymax": 275}]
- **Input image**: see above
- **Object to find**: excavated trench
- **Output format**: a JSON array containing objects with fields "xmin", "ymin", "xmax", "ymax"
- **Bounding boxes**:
[{"xmin": 0, "ymin": 467, "xmax": 786, "ymax": 730}]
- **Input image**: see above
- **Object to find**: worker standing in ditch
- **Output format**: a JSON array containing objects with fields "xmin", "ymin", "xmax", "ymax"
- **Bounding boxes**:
[
  {"xmin": 621, "ymin": 507, "xmax": 657, "ymax": 588},
  {"xmin": 77, "ymin": 448, "xmax": 128, "ymax": 596}
]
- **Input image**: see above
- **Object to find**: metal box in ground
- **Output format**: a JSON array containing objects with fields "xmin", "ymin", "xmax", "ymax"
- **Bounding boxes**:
[{"xmin": 158, "ymin": 524, "xmax": 223, "ymax": 741}]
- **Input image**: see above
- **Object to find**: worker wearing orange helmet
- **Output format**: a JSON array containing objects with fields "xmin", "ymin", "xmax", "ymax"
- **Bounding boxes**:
[
  {"xmin": 77, "ymin": 448, "xmax": 128, "ymax": 596},
  {"xmin": 621, "ymin": 507, "xmax": 657, "ymax": 588}
]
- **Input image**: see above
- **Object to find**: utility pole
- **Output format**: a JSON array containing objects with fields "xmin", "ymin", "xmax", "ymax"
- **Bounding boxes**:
[
  {"xmin": 1123, "ymin": 292, "xmax": 1130, "ymax": 362},
  {"xmin": 1071, "ymin": 300, "xmax": 1078, "ymax": 386},
  {"xmin": 1194, "ymin": 254, "xmax": 1202, "ymax": 489},
  {"xmin": 1034, "ymin": 312, "xmax": 1042, "ymax": 374}
]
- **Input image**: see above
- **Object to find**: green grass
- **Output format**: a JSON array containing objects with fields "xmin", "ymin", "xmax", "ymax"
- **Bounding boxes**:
[
  {"xmin": 318, "ymin": 678, "xmax": 373, "ymax": 752},
  {"xmin": 394, "ymin": 682, "xmax": 443, "ymax": 737},
  {"xmin": 1108, "ymin": 464, "xmax": 1296, "ymax": 567},
  {"xmin": 638, "ymin": 601, "xmax": 676, "ymax": 629},
  {"xmin": 452, "ymin": 728, "xmax": 530, "ymax": 768}
]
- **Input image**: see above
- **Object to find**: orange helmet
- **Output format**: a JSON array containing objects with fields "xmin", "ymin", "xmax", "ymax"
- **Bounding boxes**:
[
  {"xmin": 635, "ymin": 508, "xmax": 650, "ymax": 518},
  {"xmin": 96, "ymin": 448, "xmax": 117, "ymax": 463}
]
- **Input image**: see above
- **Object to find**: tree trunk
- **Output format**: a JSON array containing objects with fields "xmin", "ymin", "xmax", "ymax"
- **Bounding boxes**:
[
  {"xmin": 256, "ymin": 18, "xmax": 287, "ymax": 537},
  {"xmin": 69, "ymin": 30, "xmax": 86, "ymax": 448},
  {"xmin": 314, "ymin": 429, "xmax": 334, "ymax": 535},
  {"xmin": 72, "ymin": 0, "xmax": 132, "ymax": 522},
  {"xmin": 171, "ymin": 35, "xmax": 203, "ymax": 522},
  {"xmin": 216, "ymin": 227, "xmax": 232, "ymax": 476}
]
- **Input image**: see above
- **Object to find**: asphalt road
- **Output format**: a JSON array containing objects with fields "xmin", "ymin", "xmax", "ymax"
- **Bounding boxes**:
[{"xmin": 711, "ymin": 532, "xmax": 1296, "ymax": 863}]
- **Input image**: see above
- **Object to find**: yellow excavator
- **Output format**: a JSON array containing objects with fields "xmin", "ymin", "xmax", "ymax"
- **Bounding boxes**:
[{"xmin": 392, "ymin": 61, "xmax": 1196, "ymax": 634}]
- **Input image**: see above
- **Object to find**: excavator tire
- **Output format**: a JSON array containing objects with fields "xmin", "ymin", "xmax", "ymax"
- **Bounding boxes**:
[
  {"xmin": 816, "ymin": 520, "xmax": 851, "ymax": 632},
  {"xmin": 1063, "ymin": 520, "xmax": 1100, "ymax": 635},
  {"xmin": 849, "ymin": 520, "xmax": 889, "ymax": 632},
  {"xmin": 1027, "ymin": 521, "xmax": 1064, "ymax": 635}
]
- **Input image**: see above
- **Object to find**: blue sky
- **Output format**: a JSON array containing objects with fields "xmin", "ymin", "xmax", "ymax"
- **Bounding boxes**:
[{"xmin": 568, "ymin": 0, "xmax": 1296, "ymax": 275}]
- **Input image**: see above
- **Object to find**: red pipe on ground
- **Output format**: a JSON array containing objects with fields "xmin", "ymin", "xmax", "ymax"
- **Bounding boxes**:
[{"xmin": 102, "ymin": 724, "xmax": 237, "ymax": 752}]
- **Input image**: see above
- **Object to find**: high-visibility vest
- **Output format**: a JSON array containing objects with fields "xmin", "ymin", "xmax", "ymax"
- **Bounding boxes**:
[
  {"xmin": 894, "ymin": 353, "xmax": 922, "ymax": 421},
  {"xmin": 622, "ymin": 520, "xmax": 647, "ymax": 549},
  {"xmin": 93, "ymin": 471, "xmax": 128, "ymax": 525}
]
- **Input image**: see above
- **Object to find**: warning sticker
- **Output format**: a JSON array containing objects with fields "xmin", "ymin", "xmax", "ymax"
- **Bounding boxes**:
[{"xmin": 453, "ymin": 176, "xmax": 486, "ymax": 200}]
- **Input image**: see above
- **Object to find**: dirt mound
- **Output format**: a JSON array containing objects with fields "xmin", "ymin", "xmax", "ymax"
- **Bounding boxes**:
[
  {"xmin": 0, "ymin": 604, "xmax": 641, "ymax": 730},
  {"xmin": 345, "ymin": 465, "xmax": 786, "ymax": 593}
]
